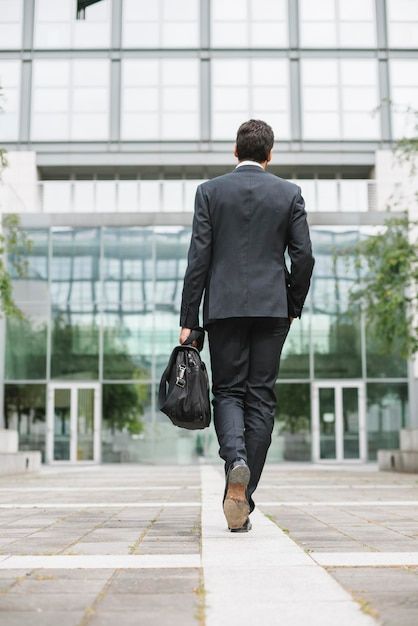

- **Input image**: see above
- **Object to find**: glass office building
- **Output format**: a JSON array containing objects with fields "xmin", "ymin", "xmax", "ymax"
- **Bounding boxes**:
[{"xmin": 0, "ymin": 0, "xmax": 416, "ymax": 465}]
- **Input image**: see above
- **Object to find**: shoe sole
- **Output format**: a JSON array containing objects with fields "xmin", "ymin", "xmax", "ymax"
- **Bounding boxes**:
[
  {"xmin": 223, "ymin": 465, "xmax": 251, "ymax": 530},
  {"xmin": 230, "ymin": 520, "xmax": 252, "ymax": 533}
]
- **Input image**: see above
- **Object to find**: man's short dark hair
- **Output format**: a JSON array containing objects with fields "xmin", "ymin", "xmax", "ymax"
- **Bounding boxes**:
[{"xmin": 235, "ymin": 119, "xmax": 274, "ymax": 163}]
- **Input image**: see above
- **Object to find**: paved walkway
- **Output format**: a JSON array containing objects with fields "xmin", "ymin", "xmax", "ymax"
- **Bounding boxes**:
[{"xmin": 0, "ymin": 463, "xmax": 417, "ymax": 625}]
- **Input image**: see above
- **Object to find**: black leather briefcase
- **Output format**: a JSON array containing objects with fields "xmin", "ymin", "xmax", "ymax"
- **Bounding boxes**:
[{"xmin": 158, "ymin": 327, "xmax": 211, "ymax": 430}]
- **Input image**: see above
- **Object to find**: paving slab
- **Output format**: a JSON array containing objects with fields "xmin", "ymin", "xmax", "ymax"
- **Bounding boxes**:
[{"xmin": 200, "ymin": 465, "xmax": 377, "ymax": 626}]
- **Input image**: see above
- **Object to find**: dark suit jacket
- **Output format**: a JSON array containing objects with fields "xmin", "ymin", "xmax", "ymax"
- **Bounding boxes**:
[{"xmin": 179, "ymin": 163, "xmax": 315, "ymax": 330}]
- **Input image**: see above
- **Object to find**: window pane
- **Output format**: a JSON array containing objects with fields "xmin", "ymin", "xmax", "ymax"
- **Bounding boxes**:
[
  {"xmin": 274, "ymin": 383, "xmax": 311, "ymax": 461},
  {"xmin": 211, "ymin": 0, "xmax": 288, "ymax": 47},
  {"xmin": 4, "ymin": 385, "xmax": 46, "ymax": 462},
  {"xmin": 34, "ymin": 0, "xmax": 110, "ymax": 48},
  {"xmin": 102, "ymin": 384, "xmax": 152, "ymax": 462},
  {"xmin": 51, "ymin": 305, "xmax": 99, "ymax": 379},
  {"xmin": 122, "ymin": 0, "xmax": 199, "ymax": 47},
  {"xmin": 0, "ymin": 60, "xmax": 20, "ymax": 140},
  {"xmin": 0, "ymin": 0, "xmax": 23, "ymax": 48},
  {"xmin": 390, "ymin": 60, "xmax": 418, "ymax": 139},
  {"xmin": 102, "ymin": 227, "xmax": 154, "ymax": 306},
  {"xmin": 31, "ymin": 59, "xmax": 109, "ymax": 141},
  {"xmin": 387, "ymin": 0, "xmax": 418, "ymax": 48},
  {"xmin": 311, "ymin": 228, "xmax": 362, "ymax": 378},
  {"xmin": 121, "ymin": 59, "xmax": 199, "ymax": 140},
  {"xmin": 103, "ymin": 310, "xmax": 153, "ymax": 380},
  {"xmin": 367, "ymin": 384, "xmax": 409, "ymax": 460},
  {"xmin": 51, "ymin": 228, "xmax": 101, "ymax": 305},
  {"xmin": 5, "ymin": 303, "xmax": 48, "ymax": 380},
  {"xmin": 301, "ymin": 59, "xmax": 379, "ymax": 139},
  {"xmin": 212, "ymin": 59, "xmax": 290, "ymax": 140},
  {"xmin": 300, "ymin": 0, "xmax": 375, "ymax": 47}
]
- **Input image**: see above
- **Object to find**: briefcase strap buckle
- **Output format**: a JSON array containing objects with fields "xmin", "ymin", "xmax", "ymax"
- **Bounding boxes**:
[{"xmin": 175, "ymin": 364, "xmax": 186, "ymax": 388}]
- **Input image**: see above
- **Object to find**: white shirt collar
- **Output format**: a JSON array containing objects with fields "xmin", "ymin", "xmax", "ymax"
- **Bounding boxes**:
[{"xmin": 235, "ymin": 160, "xmax": 264, "ymax": 169}]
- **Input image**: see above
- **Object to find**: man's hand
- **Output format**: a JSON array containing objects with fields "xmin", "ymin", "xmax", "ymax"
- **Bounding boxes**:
[{"xmin": 179, "ymin": 327, "xmax": 198, "ymax": 347}]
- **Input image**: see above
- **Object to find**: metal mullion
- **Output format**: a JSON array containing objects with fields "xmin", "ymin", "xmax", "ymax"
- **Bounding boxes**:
[
  {"xmin": 335, "ymin": 384, "xmax": 343, "ymax": 461},
  {"xmin": 71, "ymin": 385, "xmax": 77, "ymax": 462}
]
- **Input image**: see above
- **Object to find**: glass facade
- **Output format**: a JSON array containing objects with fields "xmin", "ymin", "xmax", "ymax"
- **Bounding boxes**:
[
  {"xmin": 0, "ymin": 1, "xmax": 415, "ymax": 465},
  {"xmin": 3, "ymin": 225, "xmax": 409, "ymax": 463},
  {"xmin": 1, "ymin": 0, "xmax": 417, "ymax": 143}
]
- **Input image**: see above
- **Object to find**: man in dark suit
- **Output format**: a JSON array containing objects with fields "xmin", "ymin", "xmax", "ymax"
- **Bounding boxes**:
[{"xmin": 179, "ymin": 119, "xmax": 315, "ymax": 532}]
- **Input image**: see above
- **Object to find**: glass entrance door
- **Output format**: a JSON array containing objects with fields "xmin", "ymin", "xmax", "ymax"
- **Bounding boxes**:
[
  {"xmin": 312, "ymin": 382, "xmax": 366, "ymax": 462},
  {"xmin": 46, "ymin": 383, "xmax": 101, "ymax": 463}
]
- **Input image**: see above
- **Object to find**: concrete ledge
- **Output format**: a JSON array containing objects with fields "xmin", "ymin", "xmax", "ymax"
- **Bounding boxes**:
[
  {"xmin": 400, "ymin": 429, "xmax": 418, "ymax": 452},
  {"xmin": 0, "ymin": 429, "xmax": 18, "ymax": 453},
  {"xmin": 378, "ymin": 449, "xmax": 418, "ymax": 473},
  {"xmin": 0, "ymin": 452, "xmax": 41, "ymax": 476}
]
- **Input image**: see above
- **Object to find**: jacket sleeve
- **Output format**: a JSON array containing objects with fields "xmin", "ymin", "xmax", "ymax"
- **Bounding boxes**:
[
  {"xmin": 179, "ymin": 184, "xmax": 212, "ymax": 328},
  {"xmin": 285, "ymin": 186, "xmax": 315, "ymax": 318}
]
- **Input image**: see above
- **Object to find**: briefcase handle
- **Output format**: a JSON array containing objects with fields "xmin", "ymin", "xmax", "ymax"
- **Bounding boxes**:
[{"xmin": 181, "ymin": 326, "xmax": 205, "ymax": 352}]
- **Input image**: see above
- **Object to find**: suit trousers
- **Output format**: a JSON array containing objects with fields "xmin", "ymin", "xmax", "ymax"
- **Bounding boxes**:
[{"xmin": 207, "ymin": 316, "xmax": 291, "ymax": 513}]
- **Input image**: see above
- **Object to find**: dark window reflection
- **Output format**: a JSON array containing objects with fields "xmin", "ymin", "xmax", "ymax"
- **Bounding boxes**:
[
  {"xmin": 367, "ymin": 383, "xmax": 409, "ymax": 460},
  {"xmin": 102, "ymin": 383, "xmax": 152, "ymax": 462},
  {"xmin": 4, "ymin": 384, "xmax": 46, "ymax": 462},
  {"xmin": 275, "ymin": 383, "xmax": 311, "ymax": 461}
]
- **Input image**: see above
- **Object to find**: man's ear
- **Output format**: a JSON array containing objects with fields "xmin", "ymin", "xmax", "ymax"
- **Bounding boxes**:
[{"xmin": 233, "ymin": 144, "xmax": 238, "ymax": 158}]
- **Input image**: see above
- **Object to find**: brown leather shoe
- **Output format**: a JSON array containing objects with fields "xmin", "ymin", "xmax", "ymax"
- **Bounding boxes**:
[
  {"xmin": 230, "ymin": 517, "xmax": 252, "ymax": 533},
  {"xmin": 223, "ymin": 459, "xmax": 250, "ymax": 530}
]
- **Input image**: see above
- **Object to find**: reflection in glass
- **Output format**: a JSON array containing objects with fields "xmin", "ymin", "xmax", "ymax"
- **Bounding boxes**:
[
  {"xmin": 4, "ymin": 384, "xmax": 46, "ymax": 461},
  {"xmin": 155, "ymin": 227, "xmax": 190, "ymax": 311},
  {"xmin": 366, "ymin": 321, "xmax": 408, "ymax": 378},
  {"xmin": 51, "ymin": 306, "xmax": 99, "ymax": 379},
  {"xmin": 342, "ymin": 387, "xmax": 359, "ymax": 459},
  {"xmin": 103, "ymin": 310, "xmax": 153, "ymax": 380},
  {"xmin": 311, "ymin": 228, "xmax": 362, "ymax": 378},
  {"xmin": 51, "ymin": 227, "xmax": 101, "ymax": 305},
  {"xmin": 319, "ymin": 387, "xmax": 336, "ymax": 459},
  {"xmin": 7, "ymin": 228, "xmax": 49, "ymax": 288},
  {"xmin": 77, "ymin": 388, "xmax": 94, "ymax": 460},
  {"xmin": 53, "ymin": 387, "xmax": 71, "ymax": 460},
  {"xmin": 280, "ymin": 314, "xmax": 310, "ymax": 379},
  {"xmin": 102, "ymin": 383, "xmax": 151, "ymax": 462},
  {"xmin": 103, "ymin": 227, "xmax": 153, "ymax": 306},
  {"xmin": 275, "ymin": 383, "xmax": 311, "ymax": 461},
  {"xmin": 367, "ymin": 383, "xmax": 409, "ymax": 460},
  {"xmin": 5, "ymin": 304, "xmax": 48, "ymax": 380}
]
